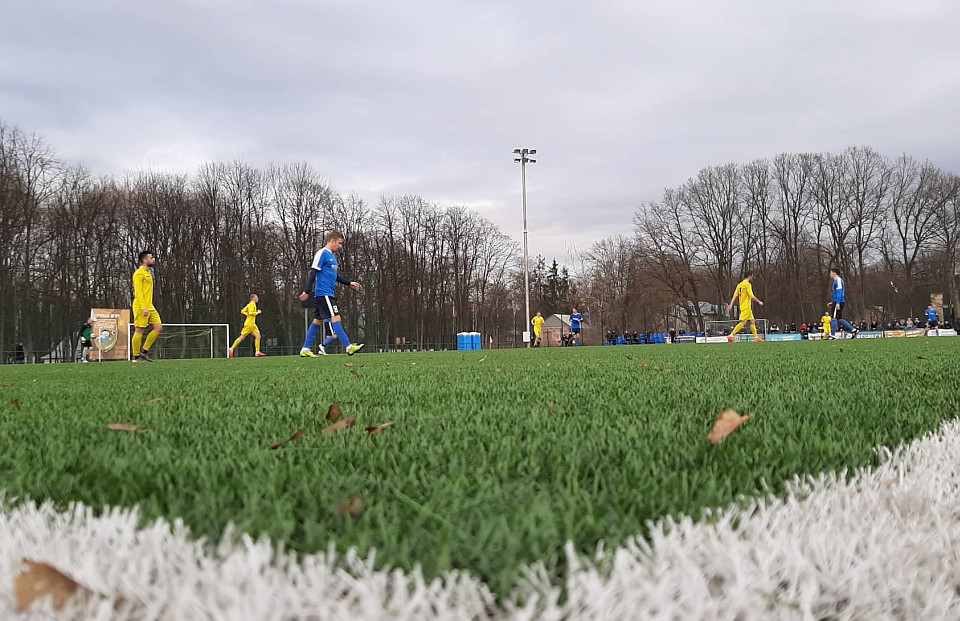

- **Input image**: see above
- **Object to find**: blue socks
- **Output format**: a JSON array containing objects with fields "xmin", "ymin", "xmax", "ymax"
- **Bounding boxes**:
[
  {"xmin": 302, "ymin": 322, "xmax": 320, "ymax": 349},
  {"xmin": 331, "ymin": 321, "xmax": 351, "ymax": 347},
  {"xmin": 322, "ymin": 336, "xmax": 336, "ymax": 347}
]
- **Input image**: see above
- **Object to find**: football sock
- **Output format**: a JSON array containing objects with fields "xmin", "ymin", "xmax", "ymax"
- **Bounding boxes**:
[
  {"xmin": 143, "ymin": 330, "xmax": 159, "ymax": 352},
  {"xmin": 839, "ymin": 319, "xmax": 856, "ymax": 332},
  {"xmin": 322, "ymin": 335, "xmax": 336, "ymax": 347},
  {"xmin": 254, "ymin": 338, "xmax": 261, "ymax": 353},
  {"xmin": 730, "ymin": 322, "xmax": 743, "ymax": 335},
  {"xmin": 750, "ymin": 324, "xmax": 758, "ymax": 337},
  {"xmin": 831, "ymin": 320, "xmax": 838, "ymax": 334},
  {"xmin": 331, "ymin": 321, "xmax": 351, "ymax": 347},
  {"xmin": 132, "ymin": 332, "xmax": 142, "ymax": 356},
  {"xmin": 230, "ymin": 337, "xmax": 243, "ymax": 350},
  {"xmin": 302, "ymin": 322, "xmax": 320, "ymax": 349}
]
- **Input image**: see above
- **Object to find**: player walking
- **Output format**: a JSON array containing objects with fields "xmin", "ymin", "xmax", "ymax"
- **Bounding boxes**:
[
  {"xmin": 925, "ymin": 304, "xmax": 939, "ymax": 330},
  {"xmin": 228, "ymin": 293, "xmax": 266, "ymax": 357},
  {"xmin": 726, "ymin": 272, "xmax": 763, "ymax": 342},
  {"xmin": 298, "ymin": 231, "xmax": 363, "ymax": 357},
  {"xmin": 131, "ymin": 250, "xmax": 163, "ymax": 362},
  {"xmin": 828, "ymin": 268, "xmax": 859, "ymax": 339},
  {"xmin": 570, "ymin": 308, "xmax": 583, "ymax": 345},
  {"xmin": 531, "ymin": 311, "xmax": 544, "ymax": 347}
]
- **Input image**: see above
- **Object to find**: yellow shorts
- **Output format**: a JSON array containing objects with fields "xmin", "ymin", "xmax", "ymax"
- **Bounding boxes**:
[
  {"xmin": 241, "ymin": 324, "xmax": 260, "ymax": 336},
  {"xmin": 133, "ymin": 304, "xmax": 161, "ymax": 328},
  {"xmin": 739, "ymin": 308, "xmax": 754, "ymax": 322}
]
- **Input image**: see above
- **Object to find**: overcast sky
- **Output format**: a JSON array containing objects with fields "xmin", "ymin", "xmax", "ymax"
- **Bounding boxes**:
[{"xmin": 4, "ymin": 0, "xmax": 960, "ymax": 263}]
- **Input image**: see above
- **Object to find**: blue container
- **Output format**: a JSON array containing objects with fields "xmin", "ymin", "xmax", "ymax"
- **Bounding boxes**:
[
  {"xmin": 456, "ymin": 333, "xmax": 468, "ymax": 350},
  {"xmin": 470, "ymin": 332, "xmax": 481, "ymax": 350}
]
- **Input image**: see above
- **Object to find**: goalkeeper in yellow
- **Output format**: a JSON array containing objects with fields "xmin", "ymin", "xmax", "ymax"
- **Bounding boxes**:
[
  {"xmin": 131, "ymin": 250, "xmax": 163, "ymax": 362},
  {"xmin": 228, "ymin": 294, "xmax": 266, "ymax": 357},
  {"xmin": 725, "ymin": 272, "xmax": 764, "ymax": 343}
]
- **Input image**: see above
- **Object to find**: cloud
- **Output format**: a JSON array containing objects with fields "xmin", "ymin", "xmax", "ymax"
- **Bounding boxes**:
[{"xmin": 3, "ymin": 0, "xmax": 960, "ymax": 263}]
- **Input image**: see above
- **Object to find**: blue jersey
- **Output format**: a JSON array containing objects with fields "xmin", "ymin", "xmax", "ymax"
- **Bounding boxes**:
[
  {"xmin": 570, "ymin": 312, "xmax": 582, "ymax": 328},
  {"xmin": 311, "ymin": 248, "xmax": 340, "ymax": 296},
  {"xmin": 832, "ymin": 277, "xmax": 846, "ymax": 303},
  {"xmin": 926, "ymin": 308, "xmax": 938, "ymax": 323}
]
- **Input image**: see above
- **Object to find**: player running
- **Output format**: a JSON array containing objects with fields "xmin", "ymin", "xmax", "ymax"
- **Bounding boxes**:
[
  {"xmin": 531, "ymin": 311, "xmax": 544, "ymax": 347},
  {"xmin": 828, "ymin": 268, "xmax": 859, "ymax": 339},
  {"xmin": 726, "ymin": 272, "xmax": 764, "ymax": 342},
  {"xmin": 228, "ymin": 293, "xmax": 266, "ymax": 357},
  {"xmin": 131, "ymin": 250, "xmax": 163, "ymax": 362},
  {"xmin": 570, "ymin": 308, "xmax": 583, "ymax": 345},
  {"xmin": 297, "ymin": 231, "xmax": 363, "ymax": 357}
]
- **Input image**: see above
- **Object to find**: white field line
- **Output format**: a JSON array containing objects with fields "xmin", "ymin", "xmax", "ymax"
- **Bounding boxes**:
[{"xmin": 4, "ymin": 419, "xmax": 960, "ymax": 620}]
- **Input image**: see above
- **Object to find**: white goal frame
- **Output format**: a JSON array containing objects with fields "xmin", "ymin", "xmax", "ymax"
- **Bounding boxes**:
[
  {"xmin": 126, "ymin": 323, "xmax": 230, "ymax": 360},
  {"xmin": 705, "ymin": 318, "xmax": 769, "ymax": 341}
]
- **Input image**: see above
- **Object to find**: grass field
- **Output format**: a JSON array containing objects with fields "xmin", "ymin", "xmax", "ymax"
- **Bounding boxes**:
[{"xmin": 0, "ymin": 338, "xmax": 958, "ymax": 597}]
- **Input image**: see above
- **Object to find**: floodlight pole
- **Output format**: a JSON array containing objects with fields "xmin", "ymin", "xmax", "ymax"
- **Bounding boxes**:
[{"xmin": 513, "ymin": 148, "xmax": 537, "ymax": 347}]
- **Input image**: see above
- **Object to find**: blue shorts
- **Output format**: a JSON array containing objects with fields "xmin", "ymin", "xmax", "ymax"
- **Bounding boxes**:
[{"xmin": 314, "ymin": 295, "xmax": 340, "ymax": 321}]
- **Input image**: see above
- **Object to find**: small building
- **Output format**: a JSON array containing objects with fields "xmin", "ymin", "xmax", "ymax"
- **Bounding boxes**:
[
  {"xmin": 669, "ymin": 301, "xmax": 725, "ymax": 333},
  {"xmin": 540, "ymin": 314, "xmax": 596, "ymax": 346}
]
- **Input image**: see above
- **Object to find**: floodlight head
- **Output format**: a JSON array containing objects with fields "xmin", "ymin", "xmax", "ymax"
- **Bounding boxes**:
[
  {"xmin": 513, "ymin": 148, "xmax": 522, "ymax": 154},
  {"xmin": 528, "ymin": 158, "xmax": 536, "ymax": 163},
  {"xmin": 529, "ymin": 149, "xmax": 537, "ymax": 155},
  {"xmin": 514, "ymin": 158, "xmax": 522, "ymax": 163}
]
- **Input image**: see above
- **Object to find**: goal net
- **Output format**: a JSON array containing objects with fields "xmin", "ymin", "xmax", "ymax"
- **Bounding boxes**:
[
  {"xmin": 704, "ymin": 318, "xmax": 769, "ymax": 341},
  {"xmin": 126, "ymin": 324, "xmax": 230, "ymax": 360}
]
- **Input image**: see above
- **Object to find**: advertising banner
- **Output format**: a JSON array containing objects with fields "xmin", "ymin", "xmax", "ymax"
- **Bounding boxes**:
[
  {"xmin": 767, "ymin": 333, "xmax": 802, "ymax": 342},
  {"xmin": 855, "ymin": 331, "xmax": 884, "ymax": 339},
  {"xmin": 91, "ymin": 308, "xmax": 130, "ymax": 360},
  {"xmin": 883, "ymin": 330, "xmax": 905, "ymax": 338},
  {"xmin": 676, "ymin": 335, "xmax": 697, "ymax": 344},
  {"xmin": 929, "ymin": 328, "xmax": 958, "ymax": 337},
  {"xmin": 904, "ymin": 328, "xmax": 925, "ymax": 338}
]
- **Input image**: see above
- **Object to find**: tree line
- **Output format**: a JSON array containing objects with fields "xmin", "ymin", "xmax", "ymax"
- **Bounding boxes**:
[
  {"xmin": 579, "ymin": 147, "xmax": 960, "ymax": 334},
  {"xmin": 0, "ymin": 120, "xmax": 529, "ymax": 361}
]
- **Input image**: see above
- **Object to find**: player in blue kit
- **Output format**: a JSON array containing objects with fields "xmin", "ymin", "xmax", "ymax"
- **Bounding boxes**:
[
  {"xmin": 925, "ymin": 304, "xmax": 939, "ymax": 329},
  {"xmin": 570, "ymin": 308, "xmax": 583, "ymax": 345},
  {"xmin": 829, "ymin": 268, "xmax": 859, "ymax": 339},
  {"xmin": 297, "ymin": 231, "xmax": 364, "ymax": 357}
]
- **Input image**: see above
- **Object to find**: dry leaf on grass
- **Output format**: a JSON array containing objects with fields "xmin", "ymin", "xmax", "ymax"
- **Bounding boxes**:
[
  {"xmin": 269, "ymin": 428, "xmax": 305, "ymax": 450},
  {"xmin": 625, "ymin": 355, "xmax": 633, "ymax": 361},
  {"xmin": 707, "ymin": 409, "xmax": 755, "ymax": 444},
  {"xmin": 916, "ymin": 355, "xmax": 928, "ymax": 360},
  {"xmin": 15, "ymin": 559, "xmax": 89, "ymax": 612},
  {"xmin": 637, "ymin": 363, "xmax": 648, "ymax": 368},
  {"xmin": 546, "ymin": 362, "xmax": 551, "ymax": 367},
  {"xmin": 10, "ymin": 398, "xmax": 21, "ymax": 410},
  {"xmin": 344, "ymin": 362, "xmax": 354, "ymax": 367},
  {"xmin": 326, "ymin": 403, "xmax": 343, "ymax": 422},
  {"xmin": 547, "ymin": 401, "xmax": 555, "ymax": 409},
  {"xmin": 323, "ymin": 416, "xmax": 355, "ymax": 433},
  {"xmin": 339, "ymin": 495, "xmax": 364, "ymax": 517},
  {"xmin": 106, "ymin": 422, "xmax": 147, "ymax": 433},
  {"xmin": 132, "ymin": 397, "xmax": 162, "ymax": 405},
  {"xmin": 495, "ymin": 368, "xmax": 502, "ymax": 372},
  {"xmin": 365, "ymin": 422, "xmax": 392, "ymax": 434},
  {"xmin": 350, "ymin": 370, "xmax": 360, "ymax": 377},
  {"xmin": 295, "ymin": 366, "xmax": 304, "ymax": 372},
  {"xmin": 0, "ymin": 381, "xmax": 15, "ymax": 387},
  {"xmin": 411, "ymin": 362, "xmax": 417, "ymax": 366},
  {"xmin": 478, "ymin": 356, "xmax": 486, "ymax": 362}
]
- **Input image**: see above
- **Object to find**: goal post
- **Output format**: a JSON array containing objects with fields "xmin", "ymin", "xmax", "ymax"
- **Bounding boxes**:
[
  {"xmin": 126, "ymin": 324, "xmax": 231, "ymax": 360},
  {"xmin": 704, "ymin": 318, "xmax": 769, "ymax": 341}
]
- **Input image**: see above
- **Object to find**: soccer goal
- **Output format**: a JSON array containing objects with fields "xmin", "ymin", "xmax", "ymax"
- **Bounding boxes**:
[
  {"xmin": 704, "ymin": 318, "xmax": 769, "ymax": 342},
  {"xmin": 126, "ymin": 324, "xmax": 231, "ymax": 360}
]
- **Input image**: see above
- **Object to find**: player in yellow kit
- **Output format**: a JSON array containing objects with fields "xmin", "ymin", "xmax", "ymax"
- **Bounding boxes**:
[
  {"xmin": 228, "ymin": 293, "xmax": 266, "ymax": 357},
  {"xmin": 131, "ymin": 250, "xmax": 163, "ymax": 362},
  {"xmin": 726, "ymin": 272, "xmax": 764, "ymax": 342},
  {"xmin": 821, "ymin": 305, "xmax": 833, "ymax": 339},
  {"xmin": 531, "ymin": 311, "xmax": 544, "ymax": 347}
]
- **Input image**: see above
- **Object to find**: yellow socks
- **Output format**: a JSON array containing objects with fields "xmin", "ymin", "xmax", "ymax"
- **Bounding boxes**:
[
  {"xmin": 143, "ymin": 330, "xmax": 159, "ymax": 352},
  {"xmin": 255, "ymin": 338, "xmax": 261, "ymax": 353},
  {"xmin": 750, "ymin": 324, "xmax": 758, "ymax": 337},
  {"xmin": 731, "ymin": 322, "xmax": 743, "ymax": 335},
  {"xmin": 132, "ymin": 332, "xmax": 142, "ymax": 356},
  {"xmin": 231, "ymin": 337, "xmax": 243, "ymax": 350}
]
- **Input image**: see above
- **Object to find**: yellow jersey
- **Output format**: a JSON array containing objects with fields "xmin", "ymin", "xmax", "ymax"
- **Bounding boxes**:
[
  {"xmin": 132, "ymin": 266, "xmax": 154, "ymax": 310},
  {"xmin": 734, "ymin": 279, "xmax": 754, "ymax": 310},
  {"xmin": 821, "ymin": 314, "xmax": 832, "ymax": 335},
  {"xmin": 242, "ymin": 301, "xmax": 258, "ymax": 327},
  {"xmin": 531, "ymin": 315, "xmax": 544, "ymax": 333}
]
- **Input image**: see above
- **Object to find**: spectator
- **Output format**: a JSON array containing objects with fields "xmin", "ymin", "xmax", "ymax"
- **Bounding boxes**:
[
  {"xmin": 80, "ymin": 318, "xmax": 94, "ymax": 363},
  {"xmin": 14, "ymin": 342, "xmax": 25, "ymax": 364}
]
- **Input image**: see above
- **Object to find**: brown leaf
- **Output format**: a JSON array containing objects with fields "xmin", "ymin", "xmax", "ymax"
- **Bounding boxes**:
[
  {"xmin": 625, "ymin": 355, "xmax": 633, "ymax": 360},
  {"xmin": 10, "ymin": 398, "xmax": 21, "ymax": 410},
  {"xmin": 132, "ymin": 397, "xmax": 162, "ymax": 405},
  {"xmin": 170, "ymin": 395, "xmax": 183, "ymax": 401},
  {"xmin": 546, "ymin": 362, "xmax": 551, "ymax": 367},
  {"xmin": 707, "ymin": 409, "xmax": 755, "ymax": 445},
  {"xmin": 0, "ymin": 381, "xmax": 14, "ymax": 387},
  {"xmin": 547, "ymin": 401, "xmax": 555, "ymax": 409},
  {"xmin": 269, "ymin": 428, "xmax": 305, "ymax": 450},
  {"xmin": 295, "ymin": 366, "xmax": 303, "ymax": 371},
  {"xmin": 495, "ymin": 368, "xmax": 502, "ymax": 372},
  {"xmin": 365, "ymin": 422, "xmax": 392, "ymax": 434},
  {"xmin": 350, "ymin": 370, "xmax": 360, "ymax": 377},
  {"xmin": 323, "ymin": 416, "xmax": 356, "ymax": 433},
  {"xmin": 106, "ymin": 422, "xmax": 147, "ymax": 433},
  {"xmin": 14, "ymin": 559, "xmax": 89, "ymax": 612},
  {"xmin": 638, "ymin": 363, "xmax": 648, "ymax": 368},
  {"xmin": 326, "ymin": 402, "xmax": 343, "ymax": 422},
  {"xmin": 344, "ymin": 362, "xmax": 354, "ymax": 367},
  {"xmin": 339, "ymin": 495, "xmax": 364, "ymax": 518}
]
